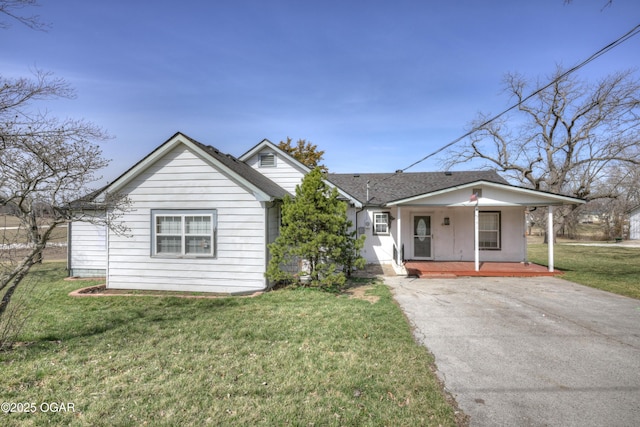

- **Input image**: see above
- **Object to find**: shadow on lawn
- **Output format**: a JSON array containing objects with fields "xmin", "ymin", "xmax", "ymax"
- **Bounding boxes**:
[{"xmin": 2, "ymin": 281, "xmax": 244, "ymax": 357}]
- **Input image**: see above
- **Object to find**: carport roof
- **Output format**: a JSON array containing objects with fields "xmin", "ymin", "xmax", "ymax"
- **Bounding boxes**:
[
  {"xmin": 327, "ymin": 170, "xmax": 507, "ymax": 205},
  {"xmin": 327, "ymin": 171, "xmax": 585, "ymax": 207},
  {"xmin": 386, "ymin": 180, "xmax": 586, "ymax": 206}
]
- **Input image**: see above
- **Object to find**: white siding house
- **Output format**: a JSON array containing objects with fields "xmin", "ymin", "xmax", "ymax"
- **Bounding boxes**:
[
  {"xmin": 68, "ymin": 132, "xmax": 585, "ymax": 292},
  {"xmin": 69, "ymin": 133, "xmax": 286, "ymax": 294},
  {"xmin": 329, "ymin": 173, "xmax": 585, "ymax": 272}
]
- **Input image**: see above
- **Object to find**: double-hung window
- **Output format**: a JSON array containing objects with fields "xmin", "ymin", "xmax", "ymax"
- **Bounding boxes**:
[
  {"xmin": 479, "ymin": 211, "xmax": 500, "ymax": 249},
  {"xmin": 153, "ymin": 210, "xmax": 217, "ymax": 257},
  {"xmin": 373, "ymin": 212, "xmax": 390, "ymax": 235}
]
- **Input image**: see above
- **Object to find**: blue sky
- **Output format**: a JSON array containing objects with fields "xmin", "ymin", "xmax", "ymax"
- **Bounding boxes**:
[{"xmin": 3, "ymin": 0, "xmax": 639, "ymax": 183}]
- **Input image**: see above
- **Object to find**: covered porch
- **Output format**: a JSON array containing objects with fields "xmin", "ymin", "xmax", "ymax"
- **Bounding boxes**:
[{"xmin": 387, "ymin": 180, "xmax": 585, "ymax": 275}]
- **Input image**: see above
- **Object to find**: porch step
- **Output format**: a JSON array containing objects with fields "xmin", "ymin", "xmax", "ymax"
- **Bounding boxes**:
[{"xmin": 417, "ymin": 272, "xmax": 458, "ymax": 279}]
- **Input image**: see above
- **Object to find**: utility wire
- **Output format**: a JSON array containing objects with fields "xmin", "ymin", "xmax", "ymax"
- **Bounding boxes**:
[{"xmin": 393, "ymin": 22, "xmax": 640, "ymax": 176}]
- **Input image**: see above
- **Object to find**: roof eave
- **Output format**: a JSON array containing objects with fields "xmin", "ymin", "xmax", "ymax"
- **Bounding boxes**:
[
  {"xmin": 106, "ymin": 132, "xmax": 276, "ymax": 201},
  {"xmin": 385, "ymin": 180, "xmax": 586, "ymax": 207}
]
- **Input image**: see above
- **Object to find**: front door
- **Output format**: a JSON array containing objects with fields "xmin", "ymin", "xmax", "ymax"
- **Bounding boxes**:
[{"xmin": 413, "ymin": 215, "xmax": 432, "ymax": 259}]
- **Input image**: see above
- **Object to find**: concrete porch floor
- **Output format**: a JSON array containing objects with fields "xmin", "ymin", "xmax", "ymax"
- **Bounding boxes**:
[{"xmin": 404, "ymin": 260, "xmax": 562, "ymax": 278}]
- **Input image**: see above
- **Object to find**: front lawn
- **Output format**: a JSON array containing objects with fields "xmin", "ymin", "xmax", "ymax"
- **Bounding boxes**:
[
  {"xmin": 0, "ymin": 263, "xmax": 459, "ymax": 426},
  {"xmin": 528, "ymin": 244, "xmax": 640, "ymax": 299}
]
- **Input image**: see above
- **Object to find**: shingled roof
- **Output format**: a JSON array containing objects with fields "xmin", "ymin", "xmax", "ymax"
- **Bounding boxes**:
[
  {"xmin": 183, "ymin": 135, "xmax": 288, "ymax": 199},
  {"xmin": 327, "ymin": 170, "xmax": 508, "ymax": 205}
]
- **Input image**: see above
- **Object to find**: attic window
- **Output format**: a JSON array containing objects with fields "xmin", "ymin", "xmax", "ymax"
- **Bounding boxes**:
[
  {"xmin": 472, "ymin": 188, "xmax": 483, "ymax": 198},
  {"xmin": 259, "ymin": 153, "xmax": 276, "ymax": 168}
]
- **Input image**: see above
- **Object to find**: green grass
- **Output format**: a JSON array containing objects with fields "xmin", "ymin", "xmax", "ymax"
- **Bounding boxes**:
[
  {"xmin": 528, "ymin": 244, "xmax": 640, "ymax": 299},
  {"xmin": 0, "ymin": 263, "xmax": 458, "ymax": 426}
]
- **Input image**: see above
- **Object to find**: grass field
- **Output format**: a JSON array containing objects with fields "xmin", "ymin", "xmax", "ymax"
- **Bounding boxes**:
[
  {"xmin": 0, "ymin": 215, "xmax": 67, "ymax": 247},
  {"xmin": 528, "ymin": 243, "xmax": 640, "ymax": 299},
  {"xmin": 0, "ymin": 263, "xmax": 459, "ymax": 426}
]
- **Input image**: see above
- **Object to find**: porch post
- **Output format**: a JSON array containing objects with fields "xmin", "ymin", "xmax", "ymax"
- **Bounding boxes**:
[
  {"xmin": 396, "ymin": 206, "xmax": 402, "ymax": 265},
  {"xmin": 523, "ymin": 208, "xmax": 529, "ymax": 264},
  {"xmin": 474, "ymin": 204, "xmax": 479, "ymax": 272},
  {"xmin": 548, "ymin": 205, "xmax": 554, "ymax": 272}
]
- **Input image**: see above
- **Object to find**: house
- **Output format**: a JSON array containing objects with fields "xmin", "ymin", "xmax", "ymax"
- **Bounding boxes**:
[
  {"xmin": 629, "ymin": 205, "xmax": 640, "ymax": 240},
  {"xmin": 69, "ymin": 133, "xmax": 287, "ymax": 294},
  {"xmin": 68, "ymin": 132, "xmax": 584, "ymax": 293}
]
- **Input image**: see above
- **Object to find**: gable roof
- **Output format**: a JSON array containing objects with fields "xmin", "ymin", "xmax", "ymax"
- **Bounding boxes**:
[
  {"xmin": 328, "ymin": 170, "xmax": 508, "ymax": 205},
  {"xmin": 183, "ymin": 135, "xmax": 288, "ymax": 199},
  {"xmin": 239, "ymin": 138, "xmax": 364, "ymax": 207},
  {"xmin": 239, "ymin": 139, "xmax": 312, "ymax": 174},
  {"xmin": 106, "ymin": 132, "xmax": 287, "ymax": 201}
]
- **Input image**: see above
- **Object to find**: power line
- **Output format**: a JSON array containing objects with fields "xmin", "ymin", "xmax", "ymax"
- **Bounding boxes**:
[{"xmin": 396, "ymin": 22, "xmax": 640, "ymax": 175}]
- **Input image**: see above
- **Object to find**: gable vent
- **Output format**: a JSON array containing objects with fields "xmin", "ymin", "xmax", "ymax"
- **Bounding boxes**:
[{"xmin": 259, "ymin": 153, "xmax": 276, "ymax": 167}]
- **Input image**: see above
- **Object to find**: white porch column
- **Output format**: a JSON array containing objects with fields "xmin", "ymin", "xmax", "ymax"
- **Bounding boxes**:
[
  {"xmin": 396, "ymin": 206, "xmax": 402, "ymax": 264},
  {"xmin": 548, "ymin": 205, "xmax": 554, "ymax": 272},
  {"xmin": 523, "ymin": 208, "xmax": 529, "ymax": 263},
  {"xmin": 474, "ymin": 205, "xmax": 479, "ymax": 271}
]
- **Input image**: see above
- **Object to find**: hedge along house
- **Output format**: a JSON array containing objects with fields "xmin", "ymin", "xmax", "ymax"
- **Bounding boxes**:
[{"xmin": 68, "ymin": 132, "xmax": 584, "ymax": 293}]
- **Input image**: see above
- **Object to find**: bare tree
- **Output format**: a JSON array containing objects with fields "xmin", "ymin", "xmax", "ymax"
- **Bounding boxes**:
[
  {"xmin": 0, "ymin": 70, "xmax": 129, "ymax": 327},
  {"xmin": 0, "ymin": 2, "xmax": 128, "ymax": 346},
  {"xmin": 587, "ymin": 163, "xmax": 640, "ymax": 239},
  {"xmin": 564, "ymin": 0, "xmax": 613, "ymax": 9},
  {"xmin": 0, "ymin": 0, "xmax": 48, "ymax": 30},
  {"xmin": 443, "ymin": 67, "xmax": 640, "ymax": 238}
]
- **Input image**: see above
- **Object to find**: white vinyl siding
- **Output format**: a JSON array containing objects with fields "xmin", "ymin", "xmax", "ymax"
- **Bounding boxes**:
[
  {"xmin": 245, "ymin": 149, "xmax": 305, "ymax": 194},
  {"xmin": 107, "ymin": 144, "xmax": 268, "ymax": 294},
  {"xmin": 69, "ymin": 218, "xmax": 107, "ymax": 277}
]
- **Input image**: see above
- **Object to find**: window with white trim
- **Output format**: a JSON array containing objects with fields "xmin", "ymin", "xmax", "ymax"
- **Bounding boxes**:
[
  {"xmin": 152, "ymin": 210, "xmax": 217, "ymax": 257},
  {"xmin": 259, "ymin": 153, "xmax": 276, "ymax": 167},
  {"xmin": 373, "ymin": 212, "xmax": 390, "ymax": 235},
  {"xmin": 479, "ymin": 211, "xmax": 500, "ymax": 249}
]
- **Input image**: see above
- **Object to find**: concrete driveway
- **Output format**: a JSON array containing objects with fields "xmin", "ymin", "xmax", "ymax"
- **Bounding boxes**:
[{"xmin": 386, "ymin": 275, "xmax": 640, "ymax": 427}]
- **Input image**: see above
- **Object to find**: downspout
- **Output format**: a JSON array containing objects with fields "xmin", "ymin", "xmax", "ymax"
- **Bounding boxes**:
[{"xmin": 354, "ymin": 181, "xmax": 369, "ymax": 255}]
